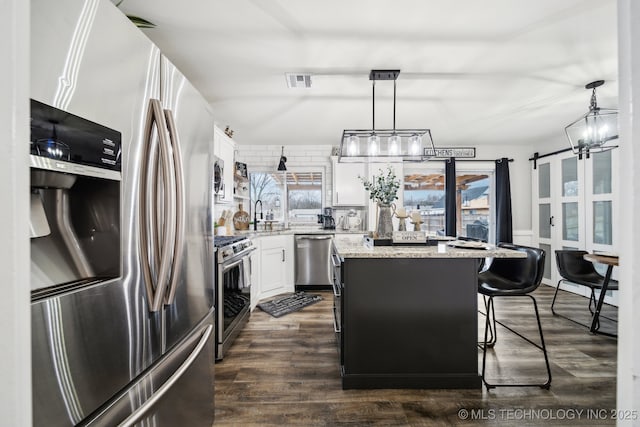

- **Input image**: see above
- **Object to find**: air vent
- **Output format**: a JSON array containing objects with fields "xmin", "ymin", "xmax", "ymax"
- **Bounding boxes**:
[{"xmin": 285, "ymin": 73, "xmax": 312, "ymax": 88}]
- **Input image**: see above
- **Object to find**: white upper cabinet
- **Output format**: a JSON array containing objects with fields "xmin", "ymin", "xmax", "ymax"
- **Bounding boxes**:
[
  {"xmin": 331, "ymin": 157, "xmax": 366, "ymax": 206},
  {"xmin": 214, "ymin": 125, "xmax": 235, "ymax": 203}
]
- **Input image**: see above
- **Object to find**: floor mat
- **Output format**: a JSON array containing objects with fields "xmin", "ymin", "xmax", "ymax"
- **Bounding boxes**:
[{"xmin": 257, "ymin": 292, "xmax": 323, "ymax": 318}]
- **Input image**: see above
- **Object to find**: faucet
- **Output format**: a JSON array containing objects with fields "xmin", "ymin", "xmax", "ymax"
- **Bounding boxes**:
[{"xmin": 253, "ymin": 199, "xmax": 263, "ymax": 231}]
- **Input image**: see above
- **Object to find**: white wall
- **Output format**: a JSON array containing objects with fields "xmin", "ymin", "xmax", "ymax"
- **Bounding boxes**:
[
  {"xmin": 0, "ymin": 0, "xmax": 31, "ymax": 425},
  {"xmin": 616, "ymin": 0, "xmax": 640, "ymax": 422}
]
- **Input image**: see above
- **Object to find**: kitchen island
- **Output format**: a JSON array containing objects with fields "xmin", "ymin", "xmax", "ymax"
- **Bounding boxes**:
[{"xmin": 331, "ymin": 236, "xmax": 525, "ymax": 389}]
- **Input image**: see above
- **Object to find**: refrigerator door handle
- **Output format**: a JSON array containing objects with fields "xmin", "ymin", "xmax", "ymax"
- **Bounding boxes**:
[
  {"xmin": 140, "ymin": 99, "xmax": 176, "ymax": 312},
  {"xmin": 163, "ymin": 109, "xmax": 185, "ymax": 306},
  {"xmin": 118, "ymin": 324, "xmax": 213, "ymax": 427}
]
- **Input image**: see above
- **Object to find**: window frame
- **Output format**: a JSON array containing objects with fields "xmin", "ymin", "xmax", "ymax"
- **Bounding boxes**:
[
  {"xmin": 249, "ymin": 166, "xmax": 326, "ymax": 226},
  {"xmin": 402, "ymin": 161, "xmax": 496, "ymax": 242}
]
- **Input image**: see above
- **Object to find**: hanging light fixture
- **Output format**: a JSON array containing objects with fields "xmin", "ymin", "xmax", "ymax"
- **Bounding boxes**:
[
  {"xmin": 277, "ymin": 146, "xmax": 287, "ymax": 171},
  {"xmin": 339, "ymin": 69, "xmax": 435, "ymax": 162},
  {"xmin": 565, "ymin": 80, "xmax": 618, "ymax": 157}
]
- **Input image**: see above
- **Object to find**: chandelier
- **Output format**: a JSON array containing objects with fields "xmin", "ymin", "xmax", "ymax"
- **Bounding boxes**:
[
  {"xmin": 339, "ymin": 70, "xmax": 435, "ymax": 162},
  {"xmin": 565, "ymin": 80, "xmax": 618, "ymax": 156}
]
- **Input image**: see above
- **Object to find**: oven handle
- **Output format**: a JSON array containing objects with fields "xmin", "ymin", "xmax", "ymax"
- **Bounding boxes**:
[
  {"xmin": 221, "ymin": 258, "xmax": 244, "ymax": 273},
  {"xmin": 220, "ymin": 247, "xmax": 256, "ymax": 267}
]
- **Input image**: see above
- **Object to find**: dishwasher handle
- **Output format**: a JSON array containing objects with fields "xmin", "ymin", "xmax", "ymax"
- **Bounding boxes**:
[{"xmin": 295, "ymin": 235, "xmax": 333, "ymax": 240}]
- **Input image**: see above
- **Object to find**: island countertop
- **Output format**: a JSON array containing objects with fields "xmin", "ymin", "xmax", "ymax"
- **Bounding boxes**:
[{"xmin": 332, "ymin": 235, "xmax": 527, "ymax": 259}]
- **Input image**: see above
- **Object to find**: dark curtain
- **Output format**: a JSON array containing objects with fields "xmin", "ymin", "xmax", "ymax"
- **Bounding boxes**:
[
  {"xmin": 495, "ymin": 158, "xmax": 513, "ymax": 243},
  {"xmin": 445, "ymin": 157, "xmax": 456, "ymax": 236}
]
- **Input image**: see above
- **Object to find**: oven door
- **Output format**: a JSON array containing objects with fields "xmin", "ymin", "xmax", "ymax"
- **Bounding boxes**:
[{"xmin": 216, "ymin": 250, "xmax": 253, "ymax": 359}]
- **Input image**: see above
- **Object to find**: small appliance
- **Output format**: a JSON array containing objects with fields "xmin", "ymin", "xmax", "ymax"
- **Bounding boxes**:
[{"xmin": 318, "ymin": 207, "xmax": 335, "ymax": 230}]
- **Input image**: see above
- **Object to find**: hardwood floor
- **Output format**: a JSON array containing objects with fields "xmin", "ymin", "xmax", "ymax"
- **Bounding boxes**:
[{"xmin": 214, "ymin": 285, "xmax": 617, "ymax": 426}]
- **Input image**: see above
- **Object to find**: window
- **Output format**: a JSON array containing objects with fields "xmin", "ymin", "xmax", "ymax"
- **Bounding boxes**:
[
  {"xmin": 403, "ymin": 165, "xmax": 494, "ymax": 241},
  {"xmin": 457, "ymin": 173, "xmax": 490, "ymax": 241},
  {"xmin": 403, "ymin": 170, "xmax": 446, "ymax": 235},
  {"xmin": 286, "ymin": 171, "xmax": 323, "ymax": 224},
  {"xmin": 250, "ymin": 169, "xmax": 324, "ymax": 225},
  {"xmin": 250, "ymin": 172, "xmax": 285, "ymax": 221}
]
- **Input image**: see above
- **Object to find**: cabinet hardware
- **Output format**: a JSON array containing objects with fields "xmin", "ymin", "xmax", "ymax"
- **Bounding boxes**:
[
  {"xmin": 550, "ymin": 215, "xmax": 554, "ymax": 226},
  {"xmin": 282, "ymin": 249, "xmax": 285, "ymax": 262}
]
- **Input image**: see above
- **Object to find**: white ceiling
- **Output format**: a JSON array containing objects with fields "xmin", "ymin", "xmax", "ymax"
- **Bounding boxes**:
[{"xmin": 117, "ymin": 0, "xmax": 618, "ymax": 148}]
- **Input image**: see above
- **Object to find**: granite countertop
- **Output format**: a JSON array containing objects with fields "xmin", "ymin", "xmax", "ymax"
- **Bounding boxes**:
[{"xmin": 333, "ymin": 235, "xmax": 527, "ymax": 259}]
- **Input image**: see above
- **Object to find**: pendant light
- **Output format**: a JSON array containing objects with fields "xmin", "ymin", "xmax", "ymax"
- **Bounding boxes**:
[
  {"xmin": 277, "ymin": 146, "xmax": 287, "ymax": 171},
  {"xmin": 339, "ymin": 69, "xmax": 435, "ymax": 162},
  {"xmin": 565, "ymin": 80, "xmax": 618, "ymax": 157}
]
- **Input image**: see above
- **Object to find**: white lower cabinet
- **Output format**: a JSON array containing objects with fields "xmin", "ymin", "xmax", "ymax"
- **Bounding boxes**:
[{"xmin": 254, "ymin": 234, "xmax": 294, "ymax": 302}]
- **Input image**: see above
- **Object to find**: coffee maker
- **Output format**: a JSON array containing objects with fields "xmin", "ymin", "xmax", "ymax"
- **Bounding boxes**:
[{"xmin": 317, "ymin": 207, "xmax": 336, "ymax": 230}]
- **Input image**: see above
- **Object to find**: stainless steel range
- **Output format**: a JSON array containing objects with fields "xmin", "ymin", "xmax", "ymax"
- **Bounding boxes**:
[{"xmin": 214, "ymin": 235, "xmax": 255, "ymax": 360}]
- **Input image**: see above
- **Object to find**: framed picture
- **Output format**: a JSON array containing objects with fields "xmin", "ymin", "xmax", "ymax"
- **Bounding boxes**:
[{"xmin": 234, "ymin": 161, "xmax": 248, "ymax": 179}]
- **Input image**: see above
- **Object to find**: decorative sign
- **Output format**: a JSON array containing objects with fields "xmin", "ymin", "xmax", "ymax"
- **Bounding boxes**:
[
  {"xmin": 392, "ymin": 231, "xmax": 427, "ymax": 244},
  {"xmin": 423, "ymin": 147, "xmax": 476, "ymax": 158}
]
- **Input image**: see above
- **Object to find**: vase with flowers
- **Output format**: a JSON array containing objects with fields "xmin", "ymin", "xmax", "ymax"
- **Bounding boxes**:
[{"xmin": 359, "ymin": 167, "xmax": 400, "ymax": 239}]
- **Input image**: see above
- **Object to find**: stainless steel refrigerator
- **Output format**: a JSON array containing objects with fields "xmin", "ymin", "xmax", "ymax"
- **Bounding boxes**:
[{"xmin": 30, "ymin": 0, "xmax": 216, "ymax": 425}]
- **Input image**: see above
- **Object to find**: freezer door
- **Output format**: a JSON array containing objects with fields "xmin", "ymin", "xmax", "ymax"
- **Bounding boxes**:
[
  {"xmin": 85, "ymin": 314, "xmax": 215, "ymax": 427},
  {"xmin": 31, "ymin": 279, "xmax": 161, "ymax": 427},
  {"xmin": 160, "ymin": 56, "xmax": 216, "ymax": 352}
]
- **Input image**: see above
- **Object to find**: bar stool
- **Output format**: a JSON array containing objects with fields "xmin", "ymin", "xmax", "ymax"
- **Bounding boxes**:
[
  {"xmin": 478, "ymin": 243, "xmax": 552, "ymax": 389},
  {"xmin": 552, "ymin": 250, "xmax": 618, "ymax": 330}
]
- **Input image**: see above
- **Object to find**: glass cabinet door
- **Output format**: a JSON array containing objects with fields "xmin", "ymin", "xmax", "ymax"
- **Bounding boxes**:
[
  {"xmin": 586, "ymin": 150, "xmax": 615, "ymax": 250},
  {"xmin": 533, "ymin": 159, "xmax": 554, "ymax": 281},
  {"xmin": 558, "ymin": 154, "xmax": 585, "ymax": 251}
]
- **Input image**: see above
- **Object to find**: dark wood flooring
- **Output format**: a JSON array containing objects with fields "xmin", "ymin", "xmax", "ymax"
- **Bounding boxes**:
[{"xmin": 214, "ymin": 285, "xmax": 617, "ymax": 426}]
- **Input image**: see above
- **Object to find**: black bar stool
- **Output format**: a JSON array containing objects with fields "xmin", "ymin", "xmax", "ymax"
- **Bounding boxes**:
[
  {"xmin": 478, "ymin": 243, "xmax": 551, "ymax": 390},
  {"xmin": 552, "ymin": 250, "xmax": 618, "ymax": 330}
]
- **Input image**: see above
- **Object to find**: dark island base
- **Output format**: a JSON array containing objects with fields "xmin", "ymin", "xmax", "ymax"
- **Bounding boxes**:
[
  {"xmin": 340, "ymin": 257, "xmax": 483, "ymax": 390},
  {"xmin": 342, "ymin": 371, "xmax": 482, "ymax": 389}
]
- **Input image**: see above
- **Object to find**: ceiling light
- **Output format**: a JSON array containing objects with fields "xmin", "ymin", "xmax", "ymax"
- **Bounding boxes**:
[
  {"xmin": 339, "ymin": 69, "xmax": 435, "ymax": 162},
  {"xmin": 367, "ymin": 134, "xmax": 380, "ymax": 155},
  {"xmin": 388, "ymin": 134, "xmax": 401, "ymax": 155},
  {"xmin": 347, "ymin": 135, "xmax": 360, "ymax": 156},
  {"xmin": 565, "ymin": 80, "xmax": 618, "ymax": 156}
]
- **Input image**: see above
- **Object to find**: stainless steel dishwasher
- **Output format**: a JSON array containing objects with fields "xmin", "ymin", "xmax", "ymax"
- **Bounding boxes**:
[{"xmin": 295, "ymin": 234, "xmax": 334, "ymax": 290}]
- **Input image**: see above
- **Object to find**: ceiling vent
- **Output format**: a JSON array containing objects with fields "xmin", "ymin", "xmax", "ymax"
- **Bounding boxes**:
[{"xmin": 285, "ymin": 73, "xmax": 312, "ymax": 89}]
